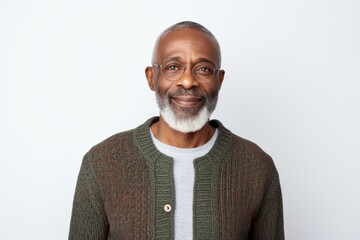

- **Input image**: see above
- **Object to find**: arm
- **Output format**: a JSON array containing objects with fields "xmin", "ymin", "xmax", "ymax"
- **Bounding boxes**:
[
  {"xmin": 69, "ymin": 153, "xmax": 108, "ymax": 240},
  {"xmin": 250, "ymin": 169, "xmax": 285, "ymax": 240}
]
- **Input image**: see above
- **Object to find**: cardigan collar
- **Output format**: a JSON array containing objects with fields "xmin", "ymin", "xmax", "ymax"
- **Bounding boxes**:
[{"xmin": 134, "ymin": 117, "xmax": 233, "ymax": 166}]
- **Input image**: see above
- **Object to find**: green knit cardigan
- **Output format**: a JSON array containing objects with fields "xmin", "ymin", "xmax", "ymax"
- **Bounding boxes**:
[{"xmin": 69, "ymin": 117, "xmax": 284, "ymax": 240}]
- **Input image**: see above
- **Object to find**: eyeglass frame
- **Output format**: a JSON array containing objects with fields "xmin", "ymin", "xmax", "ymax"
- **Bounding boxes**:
[{"xmin": 152, "ymin": 61, "xmax": 221, "ymax": 83}]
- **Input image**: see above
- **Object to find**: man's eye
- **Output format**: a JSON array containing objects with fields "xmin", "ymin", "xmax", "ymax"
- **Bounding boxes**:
[
  {"xmin": 164, "ymin": 64, "xmax": 181, "ymax": 72},
  {"xmin": 195, "ymin": 64, "xmax": 214, "ymax": 75},
  {"xmin": 199, "ymin": 67, "xmax": 210, "ymax": 72}
]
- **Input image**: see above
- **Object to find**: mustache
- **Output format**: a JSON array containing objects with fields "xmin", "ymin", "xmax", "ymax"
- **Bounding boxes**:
[{"xmin": 168, "ymin": 88, "xmax": 204, "ymax": 98}]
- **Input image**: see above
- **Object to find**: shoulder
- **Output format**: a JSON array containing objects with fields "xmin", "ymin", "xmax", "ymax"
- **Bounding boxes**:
[
  {"xmin": 213, "ymin": 120, "xmax": 277, "ymax": 175},
  {"xmin": 231, "ymin": 134, "xmax": 272, "ymax": 163},
  {"xmin": 84, "ymin": 129, "xmax": 135, "ymax": 164},
  {"xmin": 83, "ymin": 117, "xmax": 157, "ymax": 165}
]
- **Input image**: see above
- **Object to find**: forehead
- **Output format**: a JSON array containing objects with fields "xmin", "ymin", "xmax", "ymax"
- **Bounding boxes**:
[{"xmin": 155, "ymin": 28, "xmax": 220, "ymax": 65}]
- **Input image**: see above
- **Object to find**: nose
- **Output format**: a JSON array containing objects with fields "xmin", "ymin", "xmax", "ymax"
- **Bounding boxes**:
[{"xmin": 175, "ymin": 68, "xmax": 199, "ymax": 89}]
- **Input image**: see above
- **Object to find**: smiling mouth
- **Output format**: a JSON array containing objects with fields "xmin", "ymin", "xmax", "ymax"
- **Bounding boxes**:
[{"xmin": 172, "ymin": 96, "xmax": 203, "ymax": 108}]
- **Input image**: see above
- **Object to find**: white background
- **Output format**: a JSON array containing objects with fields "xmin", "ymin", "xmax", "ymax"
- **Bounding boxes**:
[{"xmin": 1, "ymin": 0, "xmax": 359, "ymax": 239}]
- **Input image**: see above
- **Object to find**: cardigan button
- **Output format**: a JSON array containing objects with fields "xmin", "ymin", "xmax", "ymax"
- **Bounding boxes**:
[{"xmin": 164, "ymin": 204, "xmax": 172, "ymax": 212}]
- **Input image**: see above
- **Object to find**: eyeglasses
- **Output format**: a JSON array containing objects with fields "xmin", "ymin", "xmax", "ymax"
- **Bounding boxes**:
[{"xmin": 152, "ymin": 61, "xmax": 220, "ymax": 83}]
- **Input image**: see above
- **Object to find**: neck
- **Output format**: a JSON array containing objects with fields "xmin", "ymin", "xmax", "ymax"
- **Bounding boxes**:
[{"xmin": 150, "ymin": 115, "xmax": 215, "ymax": 148}]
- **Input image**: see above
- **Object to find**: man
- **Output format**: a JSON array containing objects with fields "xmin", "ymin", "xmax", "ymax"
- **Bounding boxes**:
[{"xmin": 69, "ymin": 21, "xmax": 284, "ymax": 240}]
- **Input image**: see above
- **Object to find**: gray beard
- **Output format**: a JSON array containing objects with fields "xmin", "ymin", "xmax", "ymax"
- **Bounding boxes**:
[{"xmin": 155, "ymin": 91, "xmax": 218, "ymax": 133}]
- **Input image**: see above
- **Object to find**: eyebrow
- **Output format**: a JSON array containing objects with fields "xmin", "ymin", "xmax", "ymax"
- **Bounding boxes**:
[{"xmin": 161, "ymin": 56, "xmax": 217, "ymax": 66}]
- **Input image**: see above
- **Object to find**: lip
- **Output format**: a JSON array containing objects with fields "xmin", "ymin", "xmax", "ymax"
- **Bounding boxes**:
[{"xmin": 172, "ymin": 96, "xmax": 203, "ymax": 108}]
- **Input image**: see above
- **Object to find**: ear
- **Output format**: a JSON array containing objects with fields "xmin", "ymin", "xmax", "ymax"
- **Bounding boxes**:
[
  {"xmin": 145, "ymin": 66, "xmax": 155, "ymax": 91},
  {"xmin": 217, "ymin": 70, "xmax": 225, "ymax": 90}
]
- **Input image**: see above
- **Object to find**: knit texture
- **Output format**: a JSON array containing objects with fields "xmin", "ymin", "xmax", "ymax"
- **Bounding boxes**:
[{"xmin": 69, "ymin": 117, "xmax": 284, "ymax": 240}]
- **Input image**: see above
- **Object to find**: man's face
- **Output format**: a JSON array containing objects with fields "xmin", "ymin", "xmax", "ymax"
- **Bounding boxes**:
[{"xmin": 146, "ymin": 28, "xmax": 225, "ymax": 132}]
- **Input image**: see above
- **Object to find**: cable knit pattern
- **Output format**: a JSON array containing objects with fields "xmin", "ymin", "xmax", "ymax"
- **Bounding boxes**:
[{"xmin": 69, "ymin": 117, "xmax": 284, "ymax": 240}]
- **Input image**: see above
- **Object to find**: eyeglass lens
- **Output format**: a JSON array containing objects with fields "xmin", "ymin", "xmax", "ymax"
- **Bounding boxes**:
[{"xmin": 160, "ymin": 62, "xmax": 216, "ymax": 82}]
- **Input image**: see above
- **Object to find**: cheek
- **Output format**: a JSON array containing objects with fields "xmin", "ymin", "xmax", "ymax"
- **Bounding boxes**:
[
  {"xmin": 155, "ymin": 78, "xmax": 173, "ymax": 96},
  {"xmin": 203, "ymin": 82, "xmax": 220, "ymax": 98}
]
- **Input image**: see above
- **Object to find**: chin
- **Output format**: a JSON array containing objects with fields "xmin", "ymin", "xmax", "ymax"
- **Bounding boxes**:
[
  {"xmin": 156, "ymin": 91, "xmax": 218, "ymax": 133},
  {"xmin": 160, "ymin": 106, "xmax": 211, "ymax": 133}
]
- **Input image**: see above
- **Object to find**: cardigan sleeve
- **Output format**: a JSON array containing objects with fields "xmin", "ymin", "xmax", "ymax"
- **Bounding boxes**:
[
  {"xmin": 69, "ymin": 153, "xmax": 109, "ymax": 239},
  {"xmin": 250, "ymin": 169, "xmax": 285, "ymax": 240}
]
